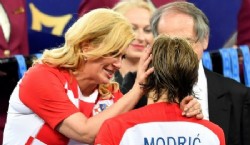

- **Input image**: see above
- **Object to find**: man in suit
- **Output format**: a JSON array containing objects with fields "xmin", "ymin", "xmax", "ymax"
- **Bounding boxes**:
[
  {"xmin": 149, "ymin": 1, "xmax": 250, "ymax": 145},
  {"xmin": 0, "ymin": 0, "xmax": 29, "ymax": 58}
]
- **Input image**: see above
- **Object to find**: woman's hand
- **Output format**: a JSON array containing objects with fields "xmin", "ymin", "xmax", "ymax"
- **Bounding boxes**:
[
  {"xmin": 180, "ymin": 96, "xmax": 204, "ymax": 119},
  {"xmin": 135, "ymin": 46, "xmax": 154, "ymax": 90}
]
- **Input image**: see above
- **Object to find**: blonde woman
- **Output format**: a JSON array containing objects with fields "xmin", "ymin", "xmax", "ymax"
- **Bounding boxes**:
[
  {"xmin": 113, "ymin": 1, "xmax": 155, "ymax": 109},
  {"xmin": 113, "ymin": 1, "xmax": 155, "ymax": 85},
  {"xmin": 3, "ymin": 8, "xmax": 153, "ymax": 144}
]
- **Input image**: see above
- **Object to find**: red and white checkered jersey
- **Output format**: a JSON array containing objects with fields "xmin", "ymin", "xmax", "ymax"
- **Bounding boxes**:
[{"xmin": 3, "ymin": 64, "xmax": 122, "ymax": 145}]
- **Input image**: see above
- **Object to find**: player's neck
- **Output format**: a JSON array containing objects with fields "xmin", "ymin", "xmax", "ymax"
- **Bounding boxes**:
[{"xmin": 147, "ymin": 92, "xmax": 179, "ymax": 105}]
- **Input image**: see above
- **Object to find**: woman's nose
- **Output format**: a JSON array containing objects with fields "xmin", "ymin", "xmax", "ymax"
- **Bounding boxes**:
[
  {"xmin": 135, "ymin": 30, "xmax": 146, "ymax": 42},
  {"xmin": 113, "ymin": 57, "xmax": 122, "ymax": 69}
]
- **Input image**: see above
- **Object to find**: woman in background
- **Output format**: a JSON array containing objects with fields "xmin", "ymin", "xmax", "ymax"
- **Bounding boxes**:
[
  {"xmin": 113, "ymin": 1, "xmax": 155, "ymax": 86},
  {"xmin": 113, "ymin": 1, "xmax": 156, "ymax": 108}
]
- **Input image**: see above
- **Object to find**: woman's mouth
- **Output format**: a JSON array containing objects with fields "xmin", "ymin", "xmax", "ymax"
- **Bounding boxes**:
[
  {"xmin": 104, "ymin": 68, "xmax": 114, "ymax": 79},
  {"xmin": 131, "ymin": 44, "xmax": 145, "ymax": 51}
]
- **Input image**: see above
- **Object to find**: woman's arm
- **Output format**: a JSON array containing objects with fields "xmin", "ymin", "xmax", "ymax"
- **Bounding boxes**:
[{"xmin": 56, "ymin": 46, "xmax": 154, "ymax": 144}]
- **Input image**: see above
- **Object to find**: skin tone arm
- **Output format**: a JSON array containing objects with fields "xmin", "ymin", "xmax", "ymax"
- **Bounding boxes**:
[{"xmin": 56, "ymin": 47, "xmax": 154, "ymax": 144}]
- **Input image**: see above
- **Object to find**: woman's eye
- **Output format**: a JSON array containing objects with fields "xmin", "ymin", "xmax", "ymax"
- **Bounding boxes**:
[
  {"xmin": 108, "ymin": 51, "xmax": 119, "ymax": 57},
  {"xmin": 121, "ymin": 54, "xmax": 126, "ymax": 59},
  {"xmin": 132, "ymin": 25, "xmax": 138, "ymax": 31},
  {"xmin": 144, "ymin": 28, "xmax": 152, "ymax": 33},
  {"xmin": 115, "ymin": 54, "xmax": 126, "ymax": 59}
]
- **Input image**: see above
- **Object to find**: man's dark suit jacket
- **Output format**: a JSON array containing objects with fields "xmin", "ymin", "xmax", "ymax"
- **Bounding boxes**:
[
  {"xmin": 121, "ymin": 68, "xmax": 250, "ymax": 145},
  {"xmin": 0, "ymin": 0, "xmax": 29, "ymax": 58}
]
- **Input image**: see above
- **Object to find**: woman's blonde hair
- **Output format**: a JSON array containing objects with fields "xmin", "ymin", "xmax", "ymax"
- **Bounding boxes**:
[
  {"xmin": 36, "ymin": 8, "xmax": 134, "ymax": 71},
  {"xmin": 113, "ymin": 0, "xmax": 155, "ymax": 16},
  {"xmin": 35, "ymin": 8, "xmax": 135, "ymax": 98}
]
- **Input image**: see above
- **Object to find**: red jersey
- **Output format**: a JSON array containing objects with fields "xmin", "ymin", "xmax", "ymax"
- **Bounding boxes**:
[{"xmin": 95, "ymin": 103, "xmax": 225, "ymax": 145}]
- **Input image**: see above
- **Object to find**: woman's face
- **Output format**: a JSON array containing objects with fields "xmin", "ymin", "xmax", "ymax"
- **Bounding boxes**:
[
  {"xmin": 83, "ymin": 54, "xmax": 124, "ymax": 84},
  {"xmin": 124, "ymin": 7, "xmax": 153, "ymax": 60}
]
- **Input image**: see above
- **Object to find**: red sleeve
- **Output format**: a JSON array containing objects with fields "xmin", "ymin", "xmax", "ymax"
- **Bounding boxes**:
[
  {"xmin": 95, "ymin": 120, "xmax": 116, "ymax": 145},
  {"xmin": 19, "ymin": 64, "xmax": 79, "ymax": 129}
]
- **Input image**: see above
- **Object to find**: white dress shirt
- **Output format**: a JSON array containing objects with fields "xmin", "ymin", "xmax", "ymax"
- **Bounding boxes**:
[{"xmin": 193, "ymin": 60, "xmax": 209, "ymax": 120}]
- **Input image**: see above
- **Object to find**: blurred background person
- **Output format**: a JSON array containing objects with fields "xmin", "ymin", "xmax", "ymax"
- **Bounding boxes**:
[
  {"xmin": 0, "ymin": 0, "xmax": 29, "ymax": 58},
  {"xmin": 112, "ymin": 1, "xmax": 154, "ymax": 109},
  {"xmin": 112, "ymin": 1, "xmax": 154, "ymax": 89},
  {"xmin": 150, "ymin": 1, "xmax": 250, "ymax": 145},
  {"xmin": 0, "ymin": 0, "xmax": 29, "ymax": 143},
  {"xmin": 95, "ymin": 35, "xmax": 225, "ymax": 145}
]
